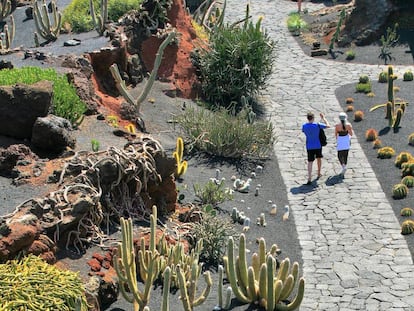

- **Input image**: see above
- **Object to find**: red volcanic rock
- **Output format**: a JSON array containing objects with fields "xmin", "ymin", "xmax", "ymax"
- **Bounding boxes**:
[
  {"xmin": 92, "ymin": 252, "xmax": 105, "ymax": 263},
  {"xmin": 0, "ymin": 223, "xmax": 40, "ymax": 261},
  {"xmin": 88, "ymin": 258, "xmax": 102, "ymax": 272}
]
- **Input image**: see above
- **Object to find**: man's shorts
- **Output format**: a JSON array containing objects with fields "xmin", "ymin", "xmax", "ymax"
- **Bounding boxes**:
[{"xmin": 307, "ymin": 149, "xmax": 323, "ymax": 162}]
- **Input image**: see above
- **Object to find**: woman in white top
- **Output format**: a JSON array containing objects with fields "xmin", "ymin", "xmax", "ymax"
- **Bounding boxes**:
[{"xmin": 335, "ymin": 112, "xmax": 353, "ymax": 176}]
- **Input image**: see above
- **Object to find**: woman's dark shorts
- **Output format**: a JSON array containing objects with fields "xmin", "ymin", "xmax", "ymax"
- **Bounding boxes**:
[{"xmin": 307, "ymin": 149, "xmax": 323, "ymax": 162}]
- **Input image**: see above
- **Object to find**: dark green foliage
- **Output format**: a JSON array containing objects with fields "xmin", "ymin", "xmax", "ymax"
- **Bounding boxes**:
[
  {"xmin": 194, "ymin": 7, "xmax": 274, "ymax": 108},
  {"xmin": 0, "ymin": 67, "xmax": 86, "ymax": 124}
]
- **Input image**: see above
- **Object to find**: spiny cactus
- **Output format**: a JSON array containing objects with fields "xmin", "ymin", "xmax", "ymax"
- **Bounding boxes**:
[
  {"xmin": 173, "ymin": 136, "xmax": 188, "ymax": 178},
  {"xmin": 403, "ymin": 70, "xmax": 413, "ymax": 81},
  {"xmin": 377, "ymin": 146, "xmax": 395, "ymax": 159},
  {"xmin": 33, "ymin": 0, "xmax": 62, "ymax": 42},
  {"xmin": 110, "ymin": 29, "xmax": 176, "ymax": 115},
  {"xmin": 113, "ymin": 216, "xmax": 160, "ymax": 311},
  {"xmin": 329, "ymin": 8, "xmax": 345, "ymax": 52},
  {"xmin": 223, "ymin": 234, "xmax": 303, "ymax": 310},
  {"xmin": 401, "ymin": 175, "xmax": 414, "ymax": 188},
  {"xmin": 395, "ymin": 151, "xmax": 413, "ymax": 168},
  {"xmin": 400, "ymin": 207, "xmax": 413, "ymax": 217},
  {"xmin": 409, "ymin": 133, "xmax": 414, "ymax": 146},
  {"xmin": 401, "ymin": 161, "xmax": 414, "ymax": 177},
  {"xmin": 401, "ymin": 219, "xmax": 414, "ymax": 235},
  {"xmin": 0, "ymin": 0, "xmax": 11, "ymax": 21},
  {"xmin": 392, "ymin": 183, "xmax": 408, "ymax": 199},
  {"xmin": 176, "ymin": 262, "xmax": 212, "ymax": 311},
  {"xmin": 0, "ymin": 14, "xmax": 14, "ymax": 53},
  {"xmin": 365, "ymin": 128, "xmax": 378, "ymax": 142},
  {"xmin": 215, "ymin": 265, "xmax": 232, "ymax": 310},
  {"xmin": 378, "ymin": 71, "xmax": 388, "ymax": 83},
  {"xmin": 89, "ymin": 0, "xmax": 108, "ymax": 36}
]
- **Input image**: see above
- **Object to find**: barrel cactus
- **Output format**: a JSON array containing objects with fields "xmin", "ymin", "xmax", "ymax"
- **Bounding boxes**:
[
  {"xmin": 395, "ymin": 151, "xmax": 413, "ymax": 168},
  {"xmin": 373, "ymin": 138, "xmax": 382, "ymax": 149},
  {"xmin": 392, "ymin": 183, "xmax": 408, "ymax": 199},
  {"xmin": 401, "ymin": 161, "xmax": 414, "ymax": 177},
  {"xmin": 401, "ymin": 175, "xmax": 414, "ymax": 188},
  {"xmin": 409, "ymin": 133, "xmax": 414, "ymax": 146},
  {"xmin": 377, "ymin": 146, "xmax": 395, "ymax": 159},
  {"xmin": 354, "ymin": 110, "xmax": 364, "ymax": 122},
  {"xmin": 365, "ymin": 128, "xmax": 378, "ymax": 142},
  {"xmin": 378, "ymin": 71, "xmax": 388, "ymax": 83},
  {"xmin": 401, "ymin": 219, "xmax": 414, "ymax": 235},
  {"xmin": 400, "ymin": 207, "xmax": 413, "ymax": 217},
  {"xmin": 403, "ymin": 70, "xmax": 413, "ymax": 81}
]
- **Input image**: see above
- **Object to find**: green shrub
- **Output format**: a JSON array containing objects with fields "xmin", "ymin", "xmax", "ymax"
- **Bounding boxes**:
[
  {"xmin": 193, "ymin": 179, "xmax": 233, "ymax": 206},
  {"xmin": 194, "ymin": 13, "xmax": 275, "ymax": 107},
  {"xmin": 345, "ymin": 50, "xmax": 355, "ymax": 60},
  {"xmin": 403, "ymin": 70, "xmax": 414, "ymax": 81},
  {"xmin": 175, "ymin": 106, "xmax": 274, "ymax": 159},
  {"xmin": 0, "ymin": 67, "xmax": 86, "ymax": 124},
  {"xmin": 287, "ymin": 12, "xmax": 307, "ymax": 34},
  {"xmin": 186, "ymin": 211, "xmax": 237, "ymax": 265},
  {"xmin": 0, "ymin": 255, "xmax": 89, "ymax": 310},
  {"xmin": 378, "ymin": 71, "xmax": 388, "ymax": 83},
  {"xmin": 62, "ymin": 0, "xmax": 142, "ymax": 33}
]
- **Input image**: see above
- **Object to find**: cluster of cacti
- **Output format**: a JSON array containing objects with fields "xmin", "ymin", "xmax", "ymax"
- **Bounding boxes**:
[
  {"xmin": 356, "ymin": 75, "xmax": 372, "ymax": 93},
  {"xmin": 0, "ymin": 14, "xmax": 14, "ymax": 53},
  {"xmin": 215, "ymin": 265, "xmax": 232, "ymax": 310},
  {"xmin": 400, "ymin": 207, "xmax": 413, "ymax": 217},
  {"xmin": 365, "ymin": 128, "xmax": 378, "ymax": 141},
  {"xmin": 392, "ymin": 183, "xmax": 409, "ymax": 199},
  {"xmin": 378, "ymin": 71, "xmax": 388, "ymax": 83},
  {"xmin": 257, "ymin": 212, "xmax": 267, "ymax": 226},
  {"xmin": 395, "ymin": 151, "xmax": 413, "ymax": 168},
  {"xmin": 0, "ymin": 0, "xmax": 11, "ymax": 21},
  {"xmin": 409, "ymin": 133, "xmax": 414, "ymax": 146},
  {"xmin": 401, "ymin": 219, "xmax": 414, "ymax": 235},
  {"xmin": 33, "ymin": 0, "xmax": 62, "ymax": 42},
  {"xmin": 353, "ymin": 110, "xmax": 364, "ymax": 121},
  {"xmin": 401, "ymin": 175, "xmax": 414, "ymax": 188},
  {"xmin": 329, "ymin": 8, "xmax": 345, "ymax": 52},
  {"xmin": 114, "ymin": 216, "xmax": 159, "ymax": 311},
  {"xmin": 173, "ymin": 137, "xmax": 188, "ymax": 178},
  {"xmin": 403, "ymin": 70, "xmax": 413, "ymax": 81},
  {"xmin": 176, "ymin": 261, "xmax": 212, "ymax": 311},
  {"xmin": 401, "ymin": 161, "xmax": 414, "ymax": 177},
  {"xmin": 377, "ymin": 146, "xmax": 395, "ymax": 159},
  {"xmin": 231, "ymin": 207, "xmax": 248, "ymax": 224},
  {"xmin": 385, "ymin": 66, "xmax": 405, "ymax": 128},
  {"xmin": 0, "ymin": 254, "xmax": 89, "ymax": 310},
  {"xmin": 110, "ymin": 29, "xmax": 176, "ymax": 114},
  {"xmin": 223, "ymin": 234, "xmax": 304, "ymax": 311},
  {"xmin": 192, "ymin": 0, "xmax": 227, "ymax": 33},
  {"xmin": 89, "ymin": 0, "xmax": 108, "ymax": 36}
]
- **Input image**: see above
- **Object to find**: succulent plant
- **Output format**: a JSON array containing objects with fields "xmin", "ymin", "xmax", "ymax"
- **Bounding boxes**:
[
  {"xmin": 173, "ymin": 136, "xmax": 188, "ymax": 178},
  {"xmin": 372, "ymin": 138, "xmax": 383, "ymax": 149},
  {"xmin": 403, "ymin": 70, "xmax": 413, "ymax": 81},
  {"xmin": 395, "ymin": 151, "xmax": 413, "ymax": 168},
  {"xmin": 346, "ymin": 105, "xmax": 354, "ymax": 112},
  {"xmin": 401, "ymin": 219, "xmax": 414, "ymax": 235},
  {"xmin": 365, "ymin": 128, "xmax": 378, "ymax": 141},
  {"xmin": 354, "ymin": 110, "xmax": 364, "ymax": 122},
  {"xmin": 359, "ymin": 75, "xmax": 369, "ymax": 84},
  {"xmin": 378, "ymin": 71, "xmax": 388, "ymax": 83},
  {"xmin": 400, "ymin": 207, "xmax": 413, "ymax": 217},
  {"xmin": 408, "ymin": 133, "xmax": 414, "ymax": 146},
  {"xmin": 392, "ymin": 183, "xmax": 409, "ymax": 199},
  {"xmin": 0, "ymin": 0, "xmax": 12, "ymax": 22},
  {"xmin": 377, "ymin": 146, "xmax": 395, "ymax": 159},
  {"xmin": 33, "ymin": 0, "xmax": 62, "ymax": 42},
  {"xmin": 0, "ymin": 14, "xmax": 14, "ymax": 53},
  {"xmin": 345, "ymin": 97, "xmax": 354, "ymax": 104},
  {"xmin": 401, "ymin": 175, "xmax": 414, "ymax": 188},
  {"xmin": 401, "ymin": 161, "xmax": 414, "ymax": 177}
]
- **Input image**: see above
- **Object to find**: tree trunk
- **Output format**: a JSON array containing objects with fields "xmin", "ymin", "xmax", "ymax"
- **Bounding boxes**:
[{"xmin": 341, "ymin": 0, "xmax": 396, "ymax": 46}]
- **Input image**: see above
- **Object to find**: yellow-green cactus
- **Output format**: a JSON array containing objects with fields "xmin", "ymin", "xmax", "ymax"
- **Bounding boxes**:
[
  {"xmin": 173, "ymin": 136, "xmax": 188, "ymax": 178},
  {"xmin": 33, "ymin": 0, "xmax": 62, "ymax": 42}
]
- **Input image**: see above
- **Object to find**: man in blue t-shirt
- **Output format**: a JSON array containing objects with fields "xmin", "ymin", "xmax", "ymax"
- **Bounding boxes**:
[{"xmin": 302, "ymin": 112, "xmax": 330, "ymax": 185}]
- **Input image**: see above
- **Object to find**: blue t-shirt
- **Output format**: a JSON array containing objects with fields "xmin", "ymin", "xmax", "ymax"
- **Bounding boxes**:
[{"xmin": 302, "ymin": 122, "xmax": 327, "ymax": 150}]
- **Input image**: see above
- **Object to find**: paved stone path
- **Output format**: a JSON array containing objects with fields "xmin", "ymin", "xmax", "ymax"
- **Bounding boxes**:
[{"xmin": 226, "ymin": 1, "xmax": 414, "ymax": 310}]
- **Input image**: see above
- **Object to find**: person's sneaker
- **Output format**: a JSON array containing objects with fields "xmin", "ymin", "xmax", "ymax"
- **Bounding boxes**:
[{"xmin": 304, "ymin": 180, "xmax": 312, "ymax": 185}]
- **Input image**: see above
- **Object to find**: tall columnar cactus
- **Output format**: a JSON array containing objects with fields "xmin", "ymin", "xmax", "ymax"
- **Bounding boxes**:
[
  {"xmin": 216, "ymin": 264, "xmax": 232, "ymax": 310},
  {"xmin": 0, "ymin": 0, "xmax": 11, "ymax": 21},
  {"xmin": 110, "ymin": 30, "xmax": 177, "ymax": 115},
  {"xmin": 0, "ymin": 14, "xmax": 14, "ymax": 53},
  {"xmin": 223, "ymin": 234, "xmax": 304, "ymax": 311},
  {"xmin": 385, "ymin": 65, "xmax": 404, "ymax": 129},
  {"xmin": 113, "ymin": 216, "xmax": 160, "ymax": 311},
  {"xmin": 89, "ymin": 0, "xmax": 108, "ymax": 36},
  {"xmin": 176, "ymin": 262, "xmax": 212, "ymax": 311},
  {"xmin": 33, "ymin": 0, "xmax": 62, "ymax": 42},
  {"xmin": 329, "ymin": 8, "xmax": 346, "ymax": 52},
  {"xmin": 173, "ymin": 137, "xmax": 188, "ymax": 178}
]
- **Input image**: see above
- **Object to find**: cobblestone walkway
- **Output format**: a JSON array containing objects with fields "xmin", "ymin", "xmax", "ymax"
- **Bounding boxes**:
[{"xmin": 226, "ymin": 1, "xmax": 414, "ymax": 310}]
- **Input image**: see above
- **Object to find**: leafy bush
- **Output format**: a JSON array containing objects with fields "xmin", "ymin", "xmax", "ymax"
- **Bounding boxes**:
[
  {"xmin": 175, "ymin": 106, "xmax": 274, "ymax": 159},
  {"xmin": 287, "ymin": 12, "xmax": 307, "ymax": 34},
  {"xmin": 194, "ymin": 14, "xmax": 274, "ymax": 107},
  {"xmin": 187, "ymin": 211, "xmax": 237, "ymax": 265},
  {"xmin": 62, "ymin": 0, "xmax": 142, "ymax": 33},
  {"xmin": 0, "ymin": 66, "xmax": 86, "ymax": 124},
  {"xmin": 193, "ymin": 179, "xmax": 233, "ymax": 206}
]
